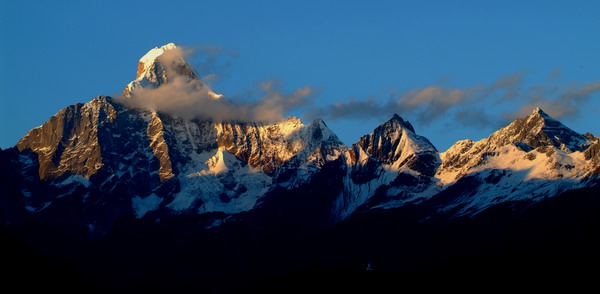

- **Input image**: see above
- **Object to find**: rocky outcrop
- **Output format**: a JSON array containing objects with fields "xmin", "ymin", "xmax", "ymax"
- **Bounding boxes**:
[
  {"xmin": 488, "ymin": 107, "xmax": 591, "ymax": 152},
  {"xmin": 16, "ymin": 97, "xmax": 117, "ymax": 180}
]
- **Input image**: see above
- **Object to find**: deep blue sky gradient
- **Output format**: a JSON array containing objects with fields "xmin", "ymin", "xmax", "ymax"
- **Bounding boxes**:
[{"xmin": 1, "ymin": 0, "xmax": 599, "ymax": 150}]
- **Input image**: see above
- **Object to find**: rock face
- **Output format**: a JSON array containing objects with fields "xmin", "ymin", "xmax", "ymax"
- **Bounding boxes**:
[
  {"xmin": 332, "ymin": 114, "xmax": 441, "ymax": 219},
  {"xmin": 353, "ymin": 115, "xmax": 437, "ymax": 171},
  {"xmin": 16, "ymin": 98, "xmax": 117, "ymax": 180},
  {"xmin": 4, "ymin": 96, "xmax": 348, "ymax": 231}
]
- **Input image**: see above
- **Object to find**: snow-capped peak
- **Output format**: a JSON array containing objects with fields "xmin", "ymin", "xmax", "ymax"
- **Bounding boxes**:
[
  {"xmin": 307, "ymin": 117, "xmax": 342, "ymax": 144},
  {"xmin": 355, "ymin": 114, "xmax": 436, "ymax": 165},
  {"xmin": 531, "ymin": 106, "xmax": 550, "ymax": 118},
  {"xmin": 488, "ymin": 107, "xmax": 591, "ymax": 152},
  {"xmin": 389, "ymin": 113, "xmax": 416, "ymax": 133},
  {"xmin": 123, "ymin": 43, "xmax": 200, "ymax": 96},
  {"xmin": 527, "ymin": 107, "xmax": 558, "ymax": 126},
  {"xmin": 137, "ymin": 43, "xmax": 178, "ymax": 77},
  {"xmin": 438, "ymin": 105, "xmax": 594, "ymax": 186}
]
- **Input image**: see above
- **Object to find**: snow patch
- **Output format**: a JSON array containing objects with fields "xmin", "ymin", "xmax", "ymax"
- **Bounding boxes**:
[
  {"xmin": 55, "ymin": 175, "xmax": 91, "ymax": 188},
  {"xmin": 167, "ymin": 192, "xmax": 198, "ymax": 211},
  {"xmin": 132, "ymin": 194, "xmax": 163, "ymax": 218},
  {"xmin": 205, "ymin": 216, "xmax": 233, "ymax": 229},
  {"xmin": 138, "ymin": 43, "xmax": 177, "ymax": 68},
  {"xmin": 204, "ymin": 147, "xmax": 229, "ymax": 175}
]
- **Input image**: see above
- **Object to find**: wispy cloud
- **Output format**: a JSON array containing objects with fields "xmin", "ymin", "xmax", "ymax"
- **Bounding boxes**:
[
  {"xmin": 488, "ymin": 72, "xmax": 524, "ymax": 103},
  {"xmin": 116, "ymin": 44, "xmax": 600, "ymax": 130},
  {"xmin": 453, "ymin": 107, "xmax": 495, "ymax": 128},
  {"xmin": 505, "ymin": 80, "xmax": 600, "ymax": 121},
  {"xmin": 191, "ymin": 44, "xmax": 237, "ymax": 80},
  {"xmin": 548, "ymin": 67, "xmax": 561, "ymax": 80},
  {"xmin": 310, "ymin": 72, "xmax": 600, "ymax": 129},
  {"xmin": 117, "ymin": 76, "xmax": 315, "ymax": 123}
]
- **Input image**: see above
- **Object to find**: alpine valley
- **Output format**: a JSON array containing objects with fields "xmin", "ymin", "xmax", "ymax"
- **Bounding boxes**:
[{"xmin": 2, "ymin": 44, "xmax": 599, "ymax": 293}]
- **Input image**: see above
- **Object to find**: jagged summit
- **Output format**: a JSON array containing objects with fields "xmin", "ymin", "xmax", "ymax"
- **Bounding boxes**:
[
  {"xmin": 438, "ymin": 105, "xmax": 595, "ymax": 189},
  {"xmin": 527, "ymin": 107, "xmax": 561, "ymax": 127},
  {"xmin": 354, "ymin": 114, "xmax": 436, "ymax": 165},
  {"xmin": 489, "ymin": 106, "xmax": 591, "ymax": 152},
  {"xmin": 389, "ymin": 113, "xmax": 416, "ymax": 133},
  {"xmin": 136, "ymin": 43, "xmax": 180, "ymax": 79},
  {"xmin": 531, "ymin": 106, "xmax": 551, "ymax": 118},
  {"xmin": 123, "ymin": 43, "xmax": 201, "ymax": 97}
]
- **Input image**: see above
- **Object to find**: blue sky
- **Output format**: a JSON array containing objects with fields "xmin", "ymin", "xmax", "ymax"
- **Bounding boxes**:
[{"xmin": 1, "ymin": 0, "xmax": 599, "ymax": 151}]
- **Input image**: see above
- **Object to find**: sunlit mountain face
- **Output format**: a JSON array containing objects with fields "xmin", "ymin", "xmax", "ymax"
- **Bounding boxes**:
[{"xmin": 2, "ymin": 44, "xmax": 599, "ymax": 293}]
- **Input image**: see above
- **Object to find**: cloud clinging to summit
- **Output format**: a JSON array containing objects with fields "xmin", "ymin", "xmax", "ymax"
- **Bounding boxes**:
[{"xmin": 116, "ymin": 44, "xmax": 600, "ymax": 130}]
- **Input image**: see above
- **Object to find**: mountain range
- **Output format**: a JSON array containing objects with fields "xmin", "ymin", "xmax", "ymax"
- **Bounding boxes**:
[{"xmin": 2, "ymin": 43, "xmax": 599, "ymax": 293}]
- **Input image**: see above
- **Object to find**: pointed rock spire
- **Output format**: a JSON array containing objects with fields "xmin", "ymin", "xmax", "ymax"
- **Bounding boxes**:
[
  {"xmin": 388, "ymin": 113, "xmax": 416, "ymax": 133},
  {"xmin": 489, "ymin": 107, "xmax": 591, "ymax": 152},
  {"xmin": 529, "ymin": 106, "xmax": 554, "ymax": 121},
  {"xmin": 355, "ymin": 114, "xmax": 436, "ymax": 164},
  {"xmin": 123, "ymin": 43, "xmax": 199, "ymax": 96}
]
